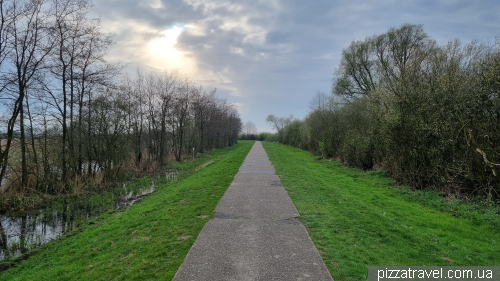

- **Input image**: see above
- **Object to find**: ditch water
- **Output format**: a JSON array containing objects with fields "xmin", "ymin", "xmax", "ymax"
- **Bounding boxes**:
[{"xmin": 0, "ymin": 171, "xmax": 179, "ymax": 262}]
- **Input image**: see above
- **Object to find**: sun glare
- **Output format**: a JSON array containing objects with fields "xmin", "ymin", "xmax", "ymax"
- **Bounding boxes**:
[{"xmin": 149, "ymin": 26, "xmax": 183, "ymax": 59}]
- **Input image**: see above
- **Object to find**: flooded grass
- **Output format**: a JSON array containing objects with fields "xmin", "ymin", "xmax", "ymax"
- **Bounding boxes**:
[
  {"xmin": 0, "ymin": 148, "xmax": 229, "ymax": 265},
  {"xmin": 0, "ymin": 170, "xmax": 183, "ymax": 262},
  {"xmin": 0, "ymin": 141, "xmax": 254, "ymax": 280}
]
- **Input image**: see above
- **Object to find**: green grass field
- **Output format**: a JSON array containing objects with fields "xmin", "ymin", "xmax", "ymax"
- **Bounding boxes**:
[
  {"xmin": 0, "ymin": 141, "xmax": 254, "ymax": 280},
  {"xmin": 3, "ymin": 140, "xmax": 498, "ymax": 281},
  {"xmin": 262, "ymin": 142, "xmax": 500, "ymax": 281}
]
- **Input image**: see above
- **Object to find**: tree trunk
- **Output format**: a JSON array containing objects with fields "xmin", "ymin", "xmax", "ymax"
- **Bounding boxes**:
[
  {"xmin": 26, "ymin": 92, "xmax": 39, "ymax": 181},
  {"xmin": 20, "ymin": 91, "xmax": 27, "ymax": 189}
]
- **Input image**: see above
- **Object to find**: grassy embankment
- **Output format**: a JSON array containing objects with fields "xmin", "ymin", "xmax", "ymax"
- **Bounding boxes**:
[
  {"xmin": 262, "ymin": 142, "xmax": 500, "ymax": 281},
  {"xmin": 1, "ymin": 140, "xmax": 254, "ymax": 280}
]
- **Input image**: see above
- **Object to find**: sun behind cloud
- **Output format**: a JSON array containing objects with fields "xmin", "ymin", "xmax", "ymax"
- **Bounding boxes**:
[{"xmin": 149, "ymin": 26, "xmax": 183, "ymax": 59}]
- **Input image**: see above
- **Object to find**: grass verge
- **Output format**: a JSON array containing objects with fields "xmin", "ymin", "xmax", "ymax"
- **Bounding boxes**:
[
  {"xmin": 262, "ymin": 142, "xmax": 500, "ymax": 281},
  {"xmin": 0, "ymin": 141, "xmax": 254, "ymax": 280}
]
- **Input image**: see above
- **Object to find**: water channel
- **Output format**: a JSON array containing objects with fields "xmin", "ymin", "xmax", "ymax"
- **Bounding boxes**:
[{"xmin": 0, "ymin": 172, "xmax": 179, "ymax": 262}]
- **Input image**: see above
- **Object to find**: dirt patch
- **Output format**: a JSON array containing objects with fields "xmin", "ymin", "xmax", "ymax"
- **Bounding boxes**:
[
  {"xmin": 194, "ymin": 160, "xmax": 214, "ymax": 171},
  {"xmin": 443, "ymin": 257, "xmax": 454, "ymax": 264},
  {"xmin": 178, "ymin": 199, "xmax": 189, "ymax": 205},
  {"xmin": 177, "ymin": 235, "xmax": 192, "ymax": 240}
]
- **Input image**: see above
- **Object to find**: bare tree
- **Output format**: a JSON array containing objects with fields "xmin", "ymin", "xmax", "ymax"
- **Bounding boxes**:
[
  {"xmin": 157, "ymin": 70, "xmax": 177, "ymax": 164},
  {"xmin": 308, "ymin": 91, "xmax": 333, "ymax": 112},
  {"xmin": 243, "ymin": 121, "xmax": 257, "ymax": 136},
  {"xmin": 1, "ymin": 0, "xmax": 53, "ymax": 189},
  {"xmin": 0, "ymin": 0, "xmax": 12, "ymax": 68},
  {"xmin": 0, "ymin": 0, "xmax": 242, "ymax": 206},
  {"xmin": 266, "ymin": 114, "xmax": 293, "ymax": 142},
  {"xmin": 172, "ymin": 76, "xmax": 192, "ymax": 161}
]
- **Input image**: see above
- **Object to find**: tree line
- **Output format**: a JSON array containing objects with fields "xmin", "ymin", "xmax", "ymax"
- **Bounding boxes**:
[
  {"xmin": 269, "ymin": 24, "xmax": 499, "ymax": 199},
  {"xmin": 0, "ymin": 0, "xmax": 241, "ymax": 198}
]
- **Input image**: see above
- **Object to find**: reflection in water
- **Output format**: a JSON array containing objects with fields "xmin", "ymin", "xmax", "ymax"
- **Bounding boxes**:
[
  {"xmin": 0, "ymin": 171, "xmax": 178, "ymax": 262},
  {"xmin": 0, "ymin": 210, "xmax": 75, "ymax": 261}
]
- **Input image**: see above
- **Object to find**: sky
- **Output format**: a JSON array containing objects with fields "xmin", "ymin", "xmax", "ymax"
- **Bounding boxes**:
[{"xmin": 91, "ymin": 0, "xmax": 500, "ymax": 132}]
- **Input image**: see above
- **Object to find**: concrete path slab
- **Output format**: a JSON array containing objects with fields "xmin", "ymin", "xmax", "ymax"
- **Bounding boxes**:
[
  {"xmin": 174, "ymin": 141, "xmax": 333, "ymax": 281},
  {"xmin": 215, "ymin": 174, "xmax": 299, "ymax": 219},
  {"xmin": 238, "ymin": 165, "xmax": 276, "ymax": 173}
]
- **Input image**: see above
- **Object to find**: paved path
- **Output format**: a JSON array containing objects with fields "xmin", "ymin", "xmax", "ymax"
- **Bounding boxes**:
[{"xmin": 174, "ymin": 141, "xmax": 333, "ymax": 281}]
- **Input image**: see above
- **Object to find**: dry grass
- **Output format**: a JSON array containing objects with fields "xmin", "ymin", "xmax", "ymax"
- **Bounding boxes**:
[
  {"xmin": 1, "ymin": 138, "xmax": 21, "ymax": 150},
  {"xmin": 0, "ymin": 140, "xmax": 225, "ymax": 214}
]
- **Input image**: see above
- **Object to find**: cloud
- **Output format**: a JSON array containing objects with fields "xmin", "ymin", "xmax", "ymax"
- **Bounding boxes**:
[{"xmin": 92, "ymin": 0, "xmax": 500, "ymax": 131}]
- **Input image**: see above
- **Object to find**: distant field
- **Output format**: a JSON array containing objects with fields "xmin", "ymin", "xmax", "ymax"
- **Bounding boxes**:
[
  {"xmin": 0, "ymin": 138, "xmax": 20, "ymax": 149},
  {"xmin": 262, "ymin": 142, "xmax": 500, "ymax": 281}
]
